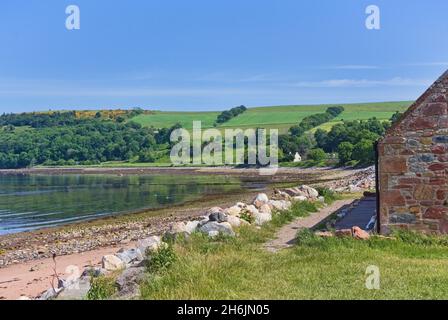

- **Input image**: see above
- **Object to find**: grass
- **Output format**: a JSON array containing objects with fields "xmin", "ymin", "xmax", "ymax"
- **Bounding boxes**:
[
  {"xmin": 138, "ymin": 197, "xmax": 448, "ymax": 300},
  {"xmin": 280, "ymin": 159, "xmax": 336, "ymax": 168},
  {"xmin": 131, "ymin": 111, "xmax": 220, "ymax": 130},
  {"xmin": 308, "ymin": 121, "xmax": 343, "ymax": 133},
  {"xmin": 130, "ymin": 102, "xmax": 412, "ymax": 135},
  {"xmin": 86, "ymin": 275, "xmax": 117, "ymax": 300},
  {"xmin": 145, "ymin": 245, "xmax": 177, "ymax": 274}
]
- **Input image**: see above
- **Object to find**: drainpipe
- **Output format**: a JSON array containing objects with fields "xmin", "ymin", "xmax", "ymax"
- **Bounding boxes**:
[{"xmin": 374, "ymin": 140, "xmax": 380, "ymax": 234}]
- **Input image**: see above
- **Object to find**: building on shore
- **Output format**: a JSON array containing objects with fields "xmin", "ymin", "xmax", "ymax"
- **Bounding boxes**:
[{"xmin": 377, "ymin": 70, "xmax": 448, "ymax": 234}]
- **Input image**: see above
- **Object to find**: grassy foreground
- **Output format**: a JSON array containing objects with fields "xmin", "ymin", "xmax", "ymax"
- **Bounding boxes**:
[{"xmin": 137, "ymin": 200, "xmax": 448, "ymax": 300}]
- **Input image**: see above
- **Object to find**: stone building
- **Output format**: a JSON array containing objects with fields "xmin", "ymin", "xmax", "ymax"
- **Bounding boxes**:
[{"xmin": 377, "ymin": 70, "xmax": 448, "ymax": 234}]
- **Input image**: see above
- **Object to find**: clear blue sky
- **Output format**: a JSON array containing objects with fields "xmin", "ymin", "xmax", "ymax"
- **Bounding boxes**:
[{"xmin": 0, "ymin": 0, "xmax": 447, "ymax": 112}]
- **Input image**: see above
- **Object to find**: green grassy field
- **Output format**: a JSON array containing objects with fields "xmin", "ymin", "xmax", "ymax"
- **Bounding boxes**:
[
  {"xmin": 131, "ymin": 111, "xmax": 221, "ymax": 130},
  {"xmin": 136, "ymin": 200, "xmax": 448, "ymax": 300},
  {"xmin": 130, "ymin": 101, "xmax": 412, "ymax": 134}
]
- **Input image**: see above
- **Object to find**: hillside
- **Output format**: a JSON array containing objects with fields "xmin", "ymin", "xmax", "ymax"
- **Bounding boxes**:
[
  {"xmin": 130, "ymin": 101, "xmax": 412, "ymax": 134},
  {"xmin": 0, "ymin": 101, "xmax": 413, "ymax": 169}
]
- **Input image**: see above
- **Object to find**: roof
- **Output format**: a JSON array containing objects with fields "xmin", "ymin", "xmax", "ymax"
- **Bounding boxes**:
[{"xmin": 380, "ymin": 69, "xmax": 448, "ymax": 139}]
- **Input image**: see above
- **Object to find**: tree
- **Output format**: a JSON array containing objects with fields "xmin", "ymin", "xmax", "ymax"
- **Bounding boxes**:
[
  {"xmin": 308, "ymin": 148, "xmax": 326, "ymax": 161},
  {"xmin": 289, "ymin": 125, "xmax": 304, "ymax": 136},
  {"xmin": 326, "ymin": 106, "xmax": 344, "ymax": 117},
  {"xmin": 352, "ymin": 139, "xmax": 375, "ymax": 165},
  {"xmin": 0, "ymin": 114, "xmax": 164, "ymax": 169},
  {"xmin": 215, "ymin": 105, "xmax": 247, "ymax": 124},
  {"xmin": 390, "ymin": 111, "xmax": 403, "ymax": 124},
  {"xmin": 314, "ymin": 129, "xmax": 328, "ymax": 150},
  {"xmin": 289, "ymin": 106, "xmax": 344, "ymax": 138},
  {"xmin": 138, "ymin": 150, "xmax": 155, "ymax": 163},
  {"xmin": 337, "ymin": 142, "xmax": 354, "ymax": 165}
]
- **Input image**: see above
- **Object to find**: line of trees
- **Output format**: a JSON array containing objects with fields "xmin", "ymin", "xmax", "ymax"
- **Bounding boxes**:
[
  {"xmin": 0, "ymin": 111, "xmax": 85, "ymax": 128},
  {"xmin": 0, "ymin": 109, "xmax": 144, "ymax": 128},
  {"xmin": 289, "ymin": 106, "xmax": 344, "ymax": 137},
  {"xmin": 215, "ymin": 105, "xmax": 247, "ymax": 125}
]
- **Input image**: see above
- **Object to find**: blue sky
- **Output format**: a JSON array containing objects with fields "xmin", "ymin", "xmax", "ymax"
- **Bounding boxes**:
[{"xmin": 0, "ymin": 0, "xmax": 447, "ymax": 112}]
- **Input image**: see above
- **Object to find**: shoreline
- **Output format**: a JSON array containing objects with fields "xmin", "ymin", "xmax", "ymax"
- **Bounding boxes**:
[
  {"xmin": 0, "ymin": 165, "xmax": 340, "ymax": 179},
  {"xmin": 0, "ymin": 190, "xmax": 264, "ymax": 300},
  {"xmin": 0, "ymin": 167, "xmax": 364, "ymax": 299},
  {"xmin": 0, "ymin": 191, "xmax": 257, "ymax": 266},
  {"xmin": 0, "ymin": 167, "xmax": 360, "ymax": 265}
]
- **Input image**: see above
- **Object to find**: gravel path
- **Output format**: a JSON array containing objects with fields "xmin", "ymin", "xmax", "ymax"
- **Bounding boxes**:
[{"xmin": 264, "ymin": 199, "xmax": 355, "ymax": 253}]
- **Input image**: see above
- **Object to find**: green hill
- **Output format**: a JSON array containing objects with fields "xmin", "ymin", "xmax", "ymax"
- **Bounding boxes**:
[{"xmin": 130, "ymin": 101, "xmax": 412, "ymax": 134}]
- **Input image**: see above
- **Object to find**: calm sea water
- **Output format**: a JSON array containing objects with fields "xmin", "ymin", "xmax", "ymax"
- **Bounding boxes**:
[{"xmin": 0, "ymin": 174, "xmax": 261, "ymax": 235}]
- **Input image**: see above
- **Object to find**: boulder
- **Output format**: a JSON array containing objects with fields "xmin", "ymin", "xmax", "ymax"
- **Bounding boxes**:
[
  {"xmin": 293, "ymin": 196, "xmax": 307, "ymax": 202},
  {"xmin": 57, "ymin": 272, "xmax": 80, "ymax": 289},
  {"xmin": 352, "ymin": 226, "xmax": 370, "ymax": 240},
  {"xmin": 208, "ymin": 230, "xmax": 220, "ymax": 238},
  {"xmin": 137, "ymin": 236, "xmax": 164, "ymax": 255},
  {"xmin": 274, "ymin": 189, "xmax": 291, "ymax": 200},
  {"xmin": 254, "ymin": 212, "xmax": 272, "ymax": 226},
  {"xmin": 284, "ymin": 188, "xmax": 302, "ymax": 197},
  {"xmin": 253, "ymin": 193, "xmax": 269, "ymax": 208},
  {"xmin": 81, "ymin": 267, "xmax": 106, "ymax": 278},
  {"xmin": 38, "ymin": 287, "xmax": 62, "ymax": 300},
  {"xmin": 205, "ymin": 207, "xmax": 224, "ymax": 215},
  {"xmin": 165, "ymin": 222, "xmax": 188, "ymax": 238},
  {"xmin": 349, "ymin": 184, "xmax": 361, "ymax": 192},
  {"xmin": 297, "ymin": 185, "xmax": 319, "ymax": 199},
  {"xmin": 197, "ymin": 217, "xmax": 210, "ymax": 228},
  {"xmin": 236, "ymin": 202, "xmax": 246, "ymax": 208},
  {"xmin": 268, "ymin": 200, "xmax": 292, "ymax": 211},
  {"xmin": 259, "ymin": 204, "xmax": 272, "ymax": 214},
  {"xmin": 56, "ymin": 277, "xmax": 91, "ymax": 300},
  {"xmin": 208, "ymin": 211, "xmax": 228, "ymax": 223},
  {"xmin": 116, "ymin": 248, "xmax": 144, "ymax": 265},
  {"xmin": 284, "ymin": 185, "xmax": 319, "ymax": 199},
  {"xmin": 276, "ymin": 191, "xmax": 291, "ymax": 200},
  {"xmin": 226, "ymin": 215, "xmax": 242, "ymax": 228},
  {"xmin": 102, "ymin": 255, "xmax": 126, "ymax": 271},
  {"xmin": 224, "ymin": 205, "xmax": 242, "ymax": 216},
  {"xmin": 199, "ymin": 221, "xmax": 235, "ymax": 237},
  {"xmin": 115, "ymin": 266, "xmax": 145, "ymax": 298},
  {"xmin": 185, "ymin": 220, "xmax": 200, "ymax": 234},
  {"xmin": 245, "ymin": 205, "xmax": 259, "ymax": 215}
]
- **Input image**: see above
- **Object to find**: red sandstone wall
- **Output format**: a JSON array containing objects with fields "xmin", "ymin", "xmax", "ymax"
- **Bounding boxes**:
[{"xmin": 378, "ymin": 72, "xmax": 448, "ymax": 234}]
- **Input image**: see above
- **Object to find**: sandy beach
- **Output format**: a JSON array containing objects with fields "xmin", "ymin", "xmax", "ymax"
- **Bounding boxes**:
[{"xmin": 0, "ymin": 243, "xmax": 137, "ymax": 300}]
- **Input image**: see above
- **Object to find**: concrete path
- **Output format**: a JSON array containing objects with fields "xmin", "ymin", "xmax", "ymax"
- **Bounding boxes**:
[{"xmin": 264, "ymin": 199, "xmax": 355, "ymax": 253}]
